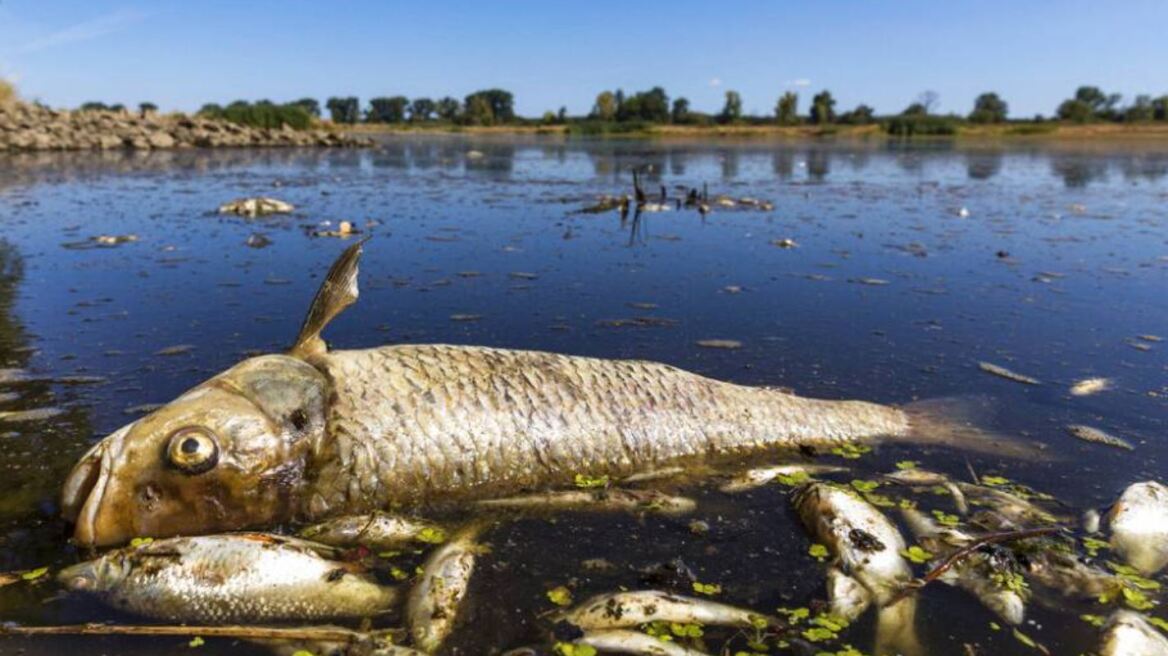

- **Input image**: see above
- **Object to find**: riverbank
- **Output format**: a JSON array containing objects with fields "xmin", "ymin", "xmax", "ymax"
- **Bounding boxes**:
[
  {"xmin": 348, "ymin": 121, "xmax": 1168, "ymax": 141},
  {"xmin": 0, "ymin": 102, "xmax": 372, "ymax": 151}
]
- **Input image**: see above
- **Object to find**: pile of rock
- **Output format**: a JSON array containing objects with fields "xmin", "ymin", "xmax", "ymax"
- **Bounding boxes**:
[{"xmin": 0, "ymin": 102, "xmax": 372, "ymax": 151}]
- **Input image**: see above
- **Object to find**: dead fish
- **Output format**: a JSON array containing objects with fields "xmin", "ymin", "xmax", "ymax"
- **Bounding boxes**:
[
  {"xmin": 406, "ymin": 524, "xmax": 483, "ymax": 653},
  {"xmin": 477, "ymin": 489, "xmax": 695, "ymax": 516},
  {"xmin": 299, "ymin": 512, "xmax": 447, "ymax": 549},
  {"xmin": 770, "ymin": 238, "xmax": 798, "ymax": 249},
  {"xmin": 978, "ymin": 362, "xmax": 1040, "ymax": 385},
  {"xmin": 58, "ymin": 533, "xmax": 397, "ymax": 624},
  {"xmin": 883, "ymin": 467, "xmax": 968, "ymax": 515},
  {"xmin": 694, "ymin": 339, "xmax": 742, "ymax": 350},
  {"xmin": 0, "ymin": 407, "xmax": 64, "ymax": 423},
  {"xmin": 61, "ymin": 241, "xmax": 1038, "ymax": 547},
  {"xmin": 826, "ymin": 566, "xmax": 871, "ymax": 621},
  {"xmin": 219, "ymin": 197, "xmax": 294, "ymax": 217},
  {"xmin": 719, "ymin": 463, "xmax": 846, "ymax": 493},
  {"xmin": 793, "ymin": 482, "xmax": 911, "ymax": 608},
  {"xmin": 1024, "ymin": 547, "xmax": 1120, "ymax": 602},
  {"xmin": 576, "ymin": 629, "xmax": 710, "ymax": 656},
  {"xmin": 851, "ymin": 277, "xmax": 890, "ymax": 286},
  {"xmin": 621, "ymin": 466, "xmax": 686, "ymax": 484},
  {"xmin": 1070, "ymin": 377, "xmax": 1113, "ymax": 397},
  {"xmin": 1100, "ymin": 610, "xmax": 1168, "ymax": 656},
  {"xmin": 901, "ymin": 507, "xmax": 1027, "ymax": 625},
  {"xmin": 154, "ymin": 344, "xmax": 195, "ymax": 356},
  {"xmin": 958, "ymin": 483, "xmax": 1061, "ymax": 527},
  {"xmin": 1066, "ymin": 424, "xmax": 1134, "ymax": 451},
  {"xmin": 557, "ymin": 590, "xmax": 776, "ymax": 630},
  {"xmin": 1108, "ymin": 481, "xmax": 1168, "ymax": 575}
]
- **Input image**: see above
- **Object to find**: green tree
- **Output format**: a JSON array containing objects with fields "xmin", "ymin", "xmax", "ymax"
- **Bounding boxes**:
[
  {"xmin": 775, "ymin": 91, "xmax": 798, "ymax": 125},
  {"xmin": 138, "ymin": 102, "xmax": 158, "ymax": 114},
  {"xmin": 367, "ymin": 96, "xmax": 409, "ymax": 123},
  {"xmin": 436, "ymin": 96, "xmax": 460, "ymax": 121},
  {"xmin": 720, "ymin": 90, "xmax": 742, "ymax": 124},
  {"xmin": 1154, "ymin": 96, "xmax": 1168, "ymax": 121},
  {"xmin": 464, "ymin": 89, "xmax": 514, "ymax": 123},
  {"xmin": 326, "ymin": 97, "xmax": 360, "ymax": 124},
  {"xmin": 291, "ymin": 98, "xmax": 320, "ymax": 118},
  {"xmin": 902, "ymin": 102, "xmax": 928, "ymax": 116},
  {"xmin": 969, "ymin": 92, "xmax": 1008, "ymax": 123},
  {"xmin": 838, "ymin": 104, "xmax": 874, "ymax": 124},
  {"xmin": 1125, "ymin": 95, "xmax": 1154, "ymax": 122},
  {"xmin": 593, "ymin": 91, "xmax": 617, "ymax": 120},
  {"xmin": 463, "ymin": 94, "xmax": 494, "ymax": 125},
  {"xmin": 614, "ymin": 89, "xmax": 625, "ymax": 117},
  {"xmin": 540, "ymin": 110, "xmax": 557, "ymax": 125},
  {"xmin": 557, "ymin": 106, "xmax": 567, "ymax": 122},
  {"xmin": 671, "ymin": 97, "xmax": 690, "ymax": 124},
  {"xmin": 410, "ymin": 97, "xmax": 436, "ymax": 122},
  {"xmin": 197, "ymin": 103, "xmax": 223, "ymax": 117},
  {"xmin": 810, "ymin": 90, "xmax": 836, "ymax": 124},
  {"xmin": 1057, "ymin": 86, "xmax": 1121, "ymax": 122},
  {"xmin": 80, "ymin": 101, "xmax": 110, "ymax": 111}
]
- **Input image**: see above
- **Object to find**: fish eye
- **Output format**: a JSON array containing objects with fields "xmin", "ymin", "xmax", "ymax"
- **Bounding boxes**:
[{"xmin": 166, "ymin": 427, "xmax": 219, "ymax": 475}]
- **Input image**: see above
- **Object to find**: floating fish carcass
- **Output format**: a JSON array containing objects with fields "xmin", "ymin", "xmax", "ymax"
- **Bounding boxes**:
[
  {"xmin": 218, "ymin": 197, "xmax": 295, "ymax": 217},
  {"xmin": 57, "ymin": 533, "xmax": 398, "ymax": 624},
  {"xmin": 1108, "ymin": 481, "xmax": 1168, "ymax": 575},
  {"xmin": 1100, "ymin": 610, "xmax": 1168, "ymax": 656}
]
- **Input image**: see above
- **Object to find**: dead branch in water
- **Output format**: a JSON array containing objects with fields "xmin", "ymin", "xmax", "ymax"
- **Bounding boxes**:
[{"xmin": 889, "ymin": 526, "xmax": 1061, "ymax": 605}]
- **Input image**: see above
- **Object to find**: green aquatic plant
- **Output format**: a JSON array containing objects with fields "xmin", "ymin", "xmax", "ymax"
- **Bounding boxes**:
[
  {"xmin": 188, "ymin": 636, "xmax": 205, "ymax": 648},
  {"xmin": 554, "ymin": 643, "xmax": 597, "ymax": 656},
  {"xmin": 573, "ymin": 473, "xmax": 609, "ymax": 489},
  {"xmin": 20, "ymin": 566, "xmax": 48, "ymax": 581},
  {"xmin": 692, "ymin": 581, "xmax": 721, "ymax": 595},
  {"xmin": 416, "ymin": 526, "xmax": 447, "ymax": 544},
  {"xmin": 808, "ymin": 544, "xmax": 830, "ymax": 561},
  {"xmin": 830, "ymin": 444, "xmax": 871, "ymax": 460},
  {"xmin": 895, "ymin": 460, "xmax": 918, "ymax": 470},
  {"xmin": 547, "ymin": 586, "xmax": 573, "ymax": 606},
  {"xmin": 900, "ymin": 545, "xmax": 934, "ymax": 564},
  {"xmin": 777, "ymin": 470, "xmax": 812, "ymax": 486},
  {"xmin": 931, "ymin": 510, "xmax": 960, "ymax": 527}
]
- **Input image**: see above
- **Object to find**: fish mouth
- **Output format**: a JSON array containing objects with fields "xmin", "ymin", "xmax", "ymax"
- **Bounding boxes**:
[{"xmin": 61, "ymin": 425, "xmax": 128, "ymax": 547}]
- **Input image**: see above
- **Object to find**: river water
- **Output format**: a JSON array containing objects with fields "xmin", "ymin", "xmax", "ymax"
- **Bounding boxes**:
[{"xmin": 0, "ymin": 136, "xmax": 1165, "ymax": 655}]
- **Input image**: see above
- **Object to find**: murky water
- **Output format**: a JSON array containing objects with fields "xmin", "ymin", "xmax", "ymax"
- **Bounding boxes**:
[{"xmin": 0, "ymin": 137, "xmax": 1165, "ymax": 655}]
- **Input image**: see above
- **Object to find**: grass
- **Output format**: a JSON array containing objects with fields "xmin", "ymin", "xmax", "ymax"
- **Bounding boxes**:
[{"xmin": 0, "ymin": 79, "xmax": 16, "ymax": 106}]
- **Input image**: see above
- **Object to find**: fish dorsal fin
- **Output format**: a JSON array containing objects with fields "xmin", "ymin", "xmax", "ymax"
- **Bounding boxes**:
[{"xmin": 291, "ymin": 239, "xmax": 366, "ymax": 358}]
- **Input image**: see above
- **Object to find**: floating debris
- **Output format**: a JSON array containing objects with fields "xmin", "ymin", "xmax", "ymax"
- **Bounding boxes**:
[
  {"xmin": 93, "ymin": 234, "xmax": 138, "ymax": 247},
  {"xmin": 1137, "ymin": 334, "xmax": 1163, "ymax": 343},
  {"xmin": 771, "ymin": 238, "xmax": 798, "ymax": 249},
  {"xmin": 508, "ymin": 272, "xmax": 539, "ymax": 280},
  {"xmin": 245, "ymin": 233, "xmax": 273, "ymax": 249},
  {"xmin": 695, "ymin": 339, "xmax": 742, "ymax": 350},
  {"xmin": 154, "ymin": 344, "xmax": 194, "ymax": 357},
  {"xmin": 449, "ymin": 314, "xmax": 483, "ymax": 322},
  {"xmin": 595, "ymin": 317, "xmax": 677, "ymax": 329},
  {"xmin": 978, "ymin": 362, "xmax": 1040, "ymax": 385},
  {"xmin": 1070, "ymin": 377, "xmax": 1113, "ymax": 397},
  {"xmin": 957, "ymin": 207, "xmax": 971, "ymax": 218},
  {"xmin": 851, "ymin": 277, "xmax": 890, "ymax": 286},
  {"xmin": 313, "ymin": 220, "xmax": 358, "ymax": 238},
  {"xmin": 1066, "ymin": 424, "xmax": 1134, "ymax": 451},
  {"xmin": 218, "ymin": 197, "xmax": 294, "ymax": 217},
  {"xmin": 0, "ymin": 407, "xmax": 64, "ymax": 423}
]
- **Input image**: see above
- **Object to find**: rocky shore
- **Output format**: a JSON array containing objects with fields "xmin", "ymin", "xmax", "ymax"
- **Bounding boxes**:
[{"xmin": 0, "ymin": 102, "xmax": 371, "ymax": 151}]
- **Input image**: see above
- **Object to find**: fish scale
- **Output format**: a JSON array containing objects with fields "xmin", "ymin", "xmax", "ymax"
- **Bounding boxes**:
[{"xmin": 302, "ymin": 343, "xmax": 907, "ymax": 519}]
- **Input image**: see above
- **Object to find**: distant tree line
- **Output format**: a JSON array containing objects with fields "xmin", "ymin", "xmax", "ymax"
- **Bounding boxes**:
[{"xmin": 70, "ymin": 84, "xmax": 1168, "ymax": 134}]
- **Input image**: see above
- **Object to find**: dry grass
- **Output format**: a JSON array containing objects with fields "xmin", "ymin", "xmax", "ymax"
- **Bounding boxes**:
[{"xmin": 0, "ymin": 79, "xmax": 16, "ymax": 106}]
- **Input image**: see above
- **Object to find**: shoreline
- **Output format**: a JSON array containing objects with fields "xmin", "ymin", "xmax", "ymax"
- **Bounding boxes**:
[{"xmin": 345, "ymin": 121, "xmax": 1168, "ymax": 141}]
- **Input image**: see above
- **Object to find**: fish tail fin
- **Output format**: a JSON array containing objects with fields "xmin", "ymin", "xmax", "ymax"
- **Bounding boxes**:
[{"xmin": 897, "ymin": 396, "xmax": 1049, "ymax": 461}]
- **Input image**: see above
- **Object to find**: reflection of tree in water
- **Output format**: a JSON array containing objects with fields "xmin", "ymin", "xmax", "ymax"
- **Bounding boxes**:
[
  {"xmin": 1050, "ymin": 155, "xmax": 1109, "ymax": 188},
  {"xmin": 719, "ymin": 149, "xmax": 739, "ymax": 180},
  {"xmin": 772, "ymin": 149, "xmax": 795, "ymax": 179},
  {"xmin": 370, "ymin": 141, "xmax": 408, "ymax": 169},
  {"xmin": 0, "ymin": 241, "xmax": 94, "ymax": 571},
  {"xmin": 464, "ymin": 143, "xmax": 516, "ymax": 179},
  {"xmin": 965, "ymin": 150, "xmax": 1004, "ymax": 180},
  {"xmin": 668, "ymin": 148, "xmax": 688, "ymax": 176},
  {"xmin": 1116, "ymin": 154, "xmax": 1168, "ymax": 183},
  {"xmin": 806, "ymin": 147, "xmax": 830, "ymax": 181}
]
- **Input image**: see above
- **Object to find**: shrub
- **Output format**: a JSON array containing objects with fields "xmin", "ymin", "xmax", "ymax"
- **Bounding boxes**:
[
  {"xmin": 199, "ymin": 101, "xmax": 312, "ymax": 130},
  {"xmin": 884, "ymin": 115, "xmax": 959, "ymax": 136},
  {"xmin": 0, "ymin": 79, "xmax": 15, "ymax": 105}
]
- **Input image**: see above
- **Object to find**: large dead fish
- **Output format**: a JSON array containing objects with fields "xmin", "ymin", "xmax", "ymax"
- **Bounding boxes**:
[
  {"xmin": 57, "ymin": 533, "xmax": 398, "ymax": 624},
  {"xmin": 1109, "ymin": 481, "xmax": 1168, "ymax": 575},
  {"xmin": 61, "ymin": 242, "xmax": 1037, "ymax": 547},
  {"xmin": 1100, "ymin": 610, "xmax": 1168, "ymax": 656}
]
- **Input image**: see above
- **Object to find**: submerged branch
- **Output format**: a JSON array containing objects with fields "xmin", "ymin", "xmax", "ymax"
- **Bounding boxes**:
[{"xmin": 889, "ymin": 526, "xmax": 1061, "ymax": 605}]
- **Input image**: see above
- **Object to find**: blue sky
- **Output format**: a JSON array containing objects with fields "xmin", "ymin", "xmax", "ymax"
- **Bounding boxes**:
[{"xmin": 2, "ymin": 1, "xmax": 1166, "ymax": 118}]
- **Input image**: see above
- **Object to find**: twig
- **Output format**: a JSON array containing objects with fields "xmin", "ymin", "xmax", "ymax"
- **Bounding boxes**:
[
  {"xmin": 963, "ymin": 457, "xmax": 979, "ymax": 485},
  {"xmin": 889, "ymin": 526, "xmax": 1060, "ymax": 604},
  {"xmin": 0, "ymin": 623, "xmax": 366, "ymax": 643}
]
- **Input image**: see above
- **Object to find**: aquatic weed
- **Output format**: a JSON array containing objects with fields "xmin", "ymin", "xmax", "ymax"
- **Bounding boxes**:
[
  {"xmin": 808, "ymin": 544, "xmax": 830, "ymax": 561},
  {"xmin": 547, "ymin": 585, "xmax": 573, "ymax": 606},
  {"xmin": 900, "ymin": 545, "xmax": 933, "ymax": 564},
  {"xmin": 692, "ymin": 581, "xmax": 722, "ymax": 595},
  {"xmin": 574, "ymin": 474, "xmax": 609, "ymax": 489}
]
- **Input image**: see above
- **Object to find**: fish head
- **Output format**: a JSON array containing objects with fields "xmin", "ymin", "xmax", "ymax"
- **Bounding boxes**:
[
  {"xmin": 62, "ymin": 355, "xmax": 328, "ymax": 547},
  {"xmin": 58, "ymin": 549, "xmax": 131, "ymax": 593}
]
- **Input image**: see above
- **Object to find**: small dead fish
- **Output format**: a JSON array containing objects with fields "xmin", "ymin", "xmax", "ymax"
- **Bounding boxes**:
[
  {"xmin": 154, "ymin": 344, "xmax": 195, "ymax": 357},
  {"xmin": 1138, "ymin": 334, "xmax": 1163, "ymax": 343},
  {"xmin": 720, "ymin": 464, "xmax": 846, "ymax": 493},
  {"xmin": 576, "ymin": 629, "xmax": 710, "ymax": 656},
  {"xmin": 695, "ymin": 339, "xmax": 742, "ymax": 350},
  {"xmin": 1066, "ymin": 424, "xmax": 1134, "ymax": 451},
  {"xmin": 477, "ymin": 489, "xmax": 695, "ymax": 516},
  {"xmin": 1100, "ymin": 610, "xmax": 1168, "ymax": 656},
  {"xmin": 58, "ymin": 534, "xmax": 397, "ymax": 624},
  {"xmin": 958, "ymin": 483, "xmax": 1061, "ymax": 527},
  {"xmin": 1025, "ymin": 548, "xmax": 1119, "ymax": 601},
  {"xmin": 978, "ymin": 362, "xmax": 1040, "ymax": 385},
  {"xmin": 406, "ymin": 524, "xmax": 483, "ymax": 652},
  {"xmin": 1109, "ymin": 481, "xmax": 1168, "ymax": 575},
  {"xmin": 851, "ymin": 277, "xmax": 890, "ymax": 286},
  {"xmin": 219, "ymin": 197, "xmax": 294, "ymax": 216},
  {"xmin": 884, "ymin": 468, "xmax": 968, "ymax": 515},
  {"xmin": 771, "ymin": 238, "xmax": 798, "ymax": 249},
  {"xmin": 557, "ymin": 590, "xmax": 777, "ymax": 630},
  {"xmin": 299, "ymin": 513, "xmax": 447, "ymax": 550},
  {"xmin": 0, "ymin": 407, "xmax": 64, "ymax": 423},
  {"xmin": 794, "ymin": 482, "xmax": 911, "ymax": 608},
  {"xmin": 826, "ymin": 566, "xmax": 871, "ymax": 621},
  {"xmin": 621, "ymin": 466, "xmax": 686, "ymax": 484},
  {"xmin": 901, "ymin": 507, "xmax": 1027, "ymax": 625},
  {"xmin": 1070, "ymin": 377, "xmax": 1113, "ymax": 397}
]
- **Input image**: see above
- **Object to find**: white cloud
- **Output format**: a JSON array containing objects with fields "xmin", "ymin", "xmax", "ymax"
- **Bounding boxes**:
[
  {"xmin": 708, "ymin": 77, "xmax": 722, "ymax": 88},
  {"xmin": 12, "ymin": 8, "xmax": 147, "ymax": 55},
  {"xmin": 788, "ymin": 78, "xmax": 811, "ymax": 88}
]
